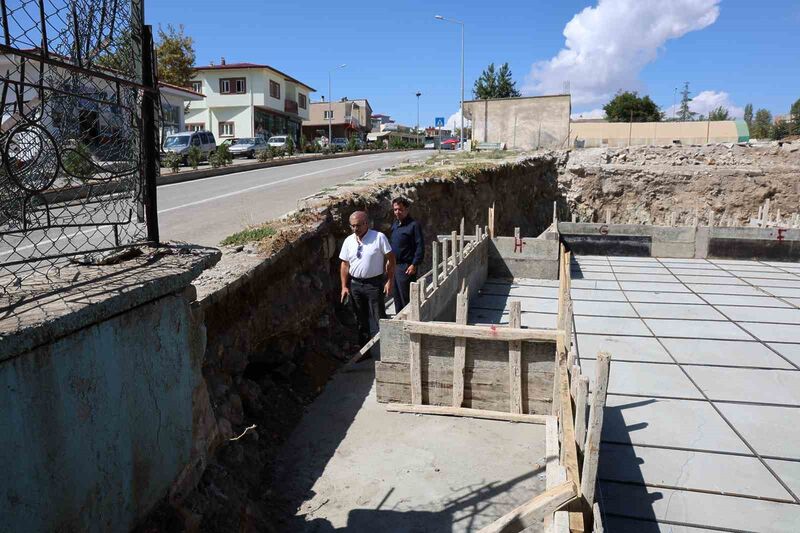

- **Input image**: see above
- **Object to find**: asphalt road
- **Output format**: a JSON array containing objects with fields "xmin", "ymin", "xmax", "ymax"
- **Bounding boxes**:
[{"xmin": 158, "ymin": 150, "xmax": 430, "ymax": 247}]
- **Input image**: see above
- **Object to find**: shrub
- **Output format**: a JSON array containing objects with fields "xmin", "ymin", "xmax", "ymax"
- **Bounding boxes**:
[
  {"xmin": 347, "ymin": 135, "xmax": 359, "ymax": 152},
  {"xmin": 286, "ymin": 137, "xmax": 295, "ymax": 156},
  {"xmin": 216, "ymin": 143, "xmax": 232, "ymax": 166},
  {"xmin": 187, "ymin": 145, "xmax": 202, "ymax": 169},
  {"xmin": 257, "ymin": 148, "xmax": 271, "ymax": 162},
  {"xmin": 164, "ymin": 152, "xmax": 181, "ymax": 173},
  {"xmin": 62, "ymin": 142, "xmax": 96, "ymax": 181},
  {"xmin": 298, "ymin": 135, "xmax": 307, "ymax": 154}
]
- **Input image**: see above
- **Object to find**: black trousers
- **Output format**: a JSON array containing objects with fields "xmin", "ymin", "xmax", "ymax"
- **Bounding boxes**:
[
  {"xmin": 393, "ymin": 264, "xmax": 417, "ymax": 314},
  {"xmin": 350, "ymin": 276, "xmax": 385, "ymax": 356}
]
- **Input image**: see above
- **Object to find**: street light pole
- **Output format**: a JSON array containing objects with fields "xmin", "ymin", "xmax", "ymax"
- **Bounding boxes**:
[
  {"xmin": 328, "ymin": 64, "xmax": 346, "ymax": 145},
  {"xmin": 416, "ymin": 91, "xmax": 421, "ymax": 134},
  {"xmin": 435, "ymin": 15, "xmax": 465, "ymax": 150}
]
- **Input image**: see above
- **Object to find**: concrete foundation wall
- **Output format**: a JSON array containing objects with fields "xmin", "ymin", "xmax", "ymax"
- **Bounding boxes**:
[
  {"xmin": 488, "ymin": 236, "xmax": 559, "ymax": 279},
  {"xmin": 463, "ymin": 95, "xmax": 571, "ymax": 150},
  {"xmin": 0, "ymin": 288, "xmax": 207, "ymax": 533}
]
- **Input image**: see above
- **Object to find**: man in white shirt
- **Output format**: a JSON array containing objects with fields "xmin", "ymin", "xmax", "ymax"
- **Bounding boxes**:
[{"xmin": 340, "ymin": 211, "xmax": 395, "ymax": 356}]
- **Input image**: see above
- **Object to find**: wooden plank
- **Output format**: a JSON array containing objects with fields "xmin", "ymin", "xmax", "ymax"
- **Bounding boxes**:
[
  {"xmin": 477, "ymin": 481, "xmax": 577, "ymax": 533},
  {"xmin": 452, "ymin": 291, "xmax": 468, "ymax": 407},
  {"xmin": 559, "ymin": 352, "xmax": 585, "ymax": 532},
  {"xmin": 509, "ymin": 300, "xmax": 523, "ymax": 414},
  {"xmin": 404, "ymin": 321, "xmax": 561, "ymax": 342},
  {"xmin": 431, "ymin": 241, "xmax": 439, "ymax": 289},
  {"xmin": 581, "ymin": 352, "xmax": 610, "ymax": 508},
  {"xmin": 409, "ymin": 282, "xmax": 421, "ymax": 321},
  {"xmin": 476, "ymin": 224, "xmax": 482, "ymax": 242},
  {"xmin": 442, "ymin": 238, "xmax": 449, "ymax": 276},
  {"xmin": 386, "ymin": 403, "xmax": 550, "ymax": 425},
  {"xmin": 451, "ymin": 230, "xmax": 459, "ymax": 265},
  {"xmin": 459, "ymin": 217, "xmax": 465, "ymax": 261},
  {"xmin": 419, "ymin": 277, "xmax": 427, "ymax": 302},
  {"xmin": 544, "ymin": 416, "xmax": 560, "ymax": 533},
  {"xmin": 409, "ymin": 333, "xmax": 422, "ymax": 405},
  {"xmin": 592, "ymin": 502, "xmax": 604, "ymax": 533},
  {"xmin": 489, "ymin": 204, "xmax": 495, "ymax": 239},
  {"xmin": 575, "ymin": 376, "xmax": 589, "ymax": 453},
  {"xmin": 342, "ymin": 332, "xmax": 380, "ymax": 369}
]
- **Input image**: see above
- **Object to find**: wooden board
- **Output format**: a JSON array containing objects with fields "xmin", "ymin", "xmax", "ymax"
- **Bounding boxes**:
[
  {"xmin": 478, "ymin": 481, "xmax": 577, "ymax": 533},
  {"xmin": 386, "ymin": 403, "xmax": 550, "ymax": 425},
  {"xmin": 404, "ymin": 320, "xmax": 560, "ymax": 342},
  {"xmin": 509, "ymin": 301, "xmax": 523, "ymax": 414},
  {"xmin": 558, "ymin": 353, "xmax": 585, "ymax": 532},
  {"xmin": 453, "ymin": 291, "xmax": 468, "ymax": 407}
]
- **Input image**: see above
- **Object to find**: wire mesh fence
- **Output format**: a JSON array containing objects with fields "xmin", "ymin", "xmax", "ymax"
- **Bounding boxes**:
[{"xmin": 0, "ymin": 0, "xmax": 159, "ymax": 291}]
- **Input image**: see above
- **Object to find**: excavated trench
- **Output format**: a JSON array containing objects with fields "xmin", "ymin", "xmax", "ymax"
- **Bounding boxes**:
[{"xmin": 137, "ymin": 142, "xmax": 800, "ymax": 532}]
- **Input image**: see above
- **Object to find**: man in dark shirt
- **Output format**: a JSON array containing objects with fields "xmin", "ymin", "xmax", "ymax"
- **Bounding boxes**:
[{"xmin": 389, "ymin": 197, "xmax": 424, "ymax": 314}]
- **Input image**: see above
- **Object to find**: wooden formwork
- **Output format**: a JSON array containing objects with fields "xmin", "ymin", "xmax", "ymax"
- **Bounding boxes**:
[{"xmin": 379, "ymin": 213, "xmax": 611, "ymax": 532}]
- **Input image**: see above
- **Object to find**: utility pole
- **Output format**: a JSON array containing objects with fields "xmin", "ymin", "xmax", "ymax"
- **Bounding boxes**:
[
  {"xmin": 416, "ymin": 91, "xmax": 421, "ymax": 134},
  {"xmin": 435, "ymin": 15, "xmax": 465, "ymax": 150},
  {"xmin": 328, "ymin": 64, "xmax": 346, "ymax": 145}
]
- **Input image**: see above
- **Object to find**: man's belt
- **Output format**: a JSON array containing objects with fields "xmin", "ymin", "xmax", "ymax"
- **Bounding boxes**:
[{"xmin": 351, "ymin": 274, "xmax": 384, "ymax": 282}]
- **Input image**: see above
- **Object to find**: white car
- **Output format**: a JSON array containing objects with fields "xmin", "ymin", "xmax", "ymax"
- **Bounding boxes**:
[{"xmin": 267, "ymin": 135, "xmax": 289, "ymax": 149}]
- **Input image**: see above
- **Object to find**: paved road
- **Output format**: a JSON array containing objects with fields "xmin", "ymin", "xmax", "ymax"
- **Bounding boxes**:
[{"xmin": 158, "ymin": 150, "xmax": 430, "ymax": 247}]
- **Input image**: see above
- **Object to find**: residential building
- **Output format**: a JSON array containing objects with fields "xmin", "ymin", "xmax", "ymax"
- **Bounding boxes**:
[
  {"xmin": 367, "ymin": 122, "xmax": 423, "ymax": 146},
  {"xmin": 302, "ymin": 97, "xmax": 372, "ymax": 141},
  {"xmin": 425, "ymin": 127, "xmax": 452, "ymax": 138},
  {"xmin": 570, "ymin": 119, "xmax": 749, "ymax": 147},
  {"xmin": 158, "ymin": 82, "xmax": 205, "ymax": 139},
  {"xmin": 371, "ymin": 114, "xmax": 394, "ymax": 131},
  {"xmin": 185, "ymin": 58, "xmax": 315, "ymax": 142}
]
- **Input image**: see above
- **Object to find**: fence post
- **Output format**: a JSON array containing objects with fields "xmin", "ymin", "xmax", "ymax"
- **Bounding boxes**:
[{"xmin": 141, "ymin": 24, "xmax": 160, "ymax": 244}]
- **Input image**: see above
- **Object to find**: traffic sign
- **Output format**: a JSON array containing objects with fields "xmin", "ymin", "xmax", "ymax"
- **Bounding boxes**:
[{"xmin": 435, "ymin": 117, "xmax": 445, "ymax": 128}]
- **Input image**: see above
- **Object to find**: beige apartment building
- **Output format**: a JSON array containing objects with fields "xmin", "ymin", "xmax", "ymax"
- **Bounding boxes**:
[{"xmin": 302, "ymin": 98, "xmax": 372, "ymax": 141}]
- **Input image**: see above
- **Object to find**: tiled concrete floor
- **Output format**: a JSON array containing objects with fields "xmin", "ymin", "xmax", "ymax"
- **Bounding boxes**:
[{"xmin": 471, "ymin": 256, "xmax": 800, "ymax": 532}]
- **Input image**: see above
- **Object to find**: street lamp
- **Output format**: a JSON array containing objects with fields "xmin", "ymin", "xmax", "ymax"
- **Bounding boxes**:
[
  {"xmin": 416, "ymin": 91, "xmax": 422, "ymax": 134},
  {"xmin": 672, "ymin": 87, "xmax": 677, "ymax": 120},
  {"xmin": 435, "ymin": 15, "xmax": 465, "ymax": 150},
  {"xmin": 328, "ymin": 63, "xmax": 346, "ymax": 145}
]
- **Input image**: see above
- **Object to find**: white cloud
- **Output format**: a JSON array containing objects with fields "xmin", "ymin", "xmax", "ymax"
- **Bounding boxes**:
[
  {"xmin": 664, "ymin": 90, "xmax": 744, "ymax": 119},
  {"xmin": 571, "ymin": 108, "xmax": 606, "ymax": 120},
  {"xmin": 445, "ymin": 108, "xmax": 471, "ymax": 131},
  {"xmin": 524, "ymin": 0, "xmax": 720, "ymax": 107}
]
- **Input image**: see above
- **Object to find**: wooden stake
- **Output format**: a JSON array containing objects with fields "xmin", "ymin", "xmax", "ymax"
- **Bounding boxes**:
[
  {"xmin": 476, "ymin": 224, "xmax": 482, "ymax": 242},
  {"xmin": 477, "ymin": 481, "xmax": 577, "ymax": 533},
  {"xmin": 571, "ymin": 213, "xmax": 577, "ymax": 223},
  {"xmin": 451, "ymin": 231, "xmax": 458, "ymax": 265},
  {"xmin": 489, "ymin": 204, "xmax": 495, "ymax": 239},
  {"xmin": 558, "ymin": 353, "xmax": 584, "ymax": 531},
  {"xmin": 509, "ymin": 300, "xmax": 523, "ymax": 414},
  {"xmin": 553, "ymin": 201, "xmax": 558, "ymax": 224},
  {"xmin": 386, "ymin": 403, "xmax": 550, "ymax": 425},
  {"xmin": 581, "ymin": 352, "xmax": 611, "ymax": 507},
  {"xmin": 459, "ymin": 218, "xmax": 465, "ymax": 262},
  {"xmin": 442, "ymin": 238, "xmax": 450, "ymax": 276},
  {"xmin": 605, "ymin": 209, "xmax": 611, "ymax": 225},
  {"xmin": 431, "ymin": 241, "xmax": 439, "ymax": 289},
  {"xmin": 575, "ymin": 376, "xmax": 589, "ymax": 453},
  {"xmin": 452, "ymin": 291, "xmax": 468, "ymax": 408},
  {"xmin": 418, "ymin": 277, "xmax": 427, "ymax": 302},
  {"xmin": 409, "ymin": 282, "xmax": 422, "ymax": 405}
]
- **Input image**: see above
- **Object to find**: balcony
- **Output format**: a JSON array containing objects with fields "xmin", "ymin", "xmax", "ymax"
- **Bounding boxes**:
[{"xmin": 284, "ymin": 99, "xmax": 299, "ymax": 114}]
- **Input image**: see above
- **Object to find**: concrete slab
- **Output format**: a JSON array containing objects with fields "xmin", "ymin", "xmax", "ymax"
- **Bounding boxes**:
[
  {"xmin": 718, "ymin": 306, "xmax": 800, "ymax": 324},
  {"xmin": 602, "ymin": 395, "xmax": 749, "ymax": 453},
  {"xmin": 603, "ymin": 515, "xmax": 722, "ymax": 533},
  {"xmin": 570, "ymin": 279, "xmax": 620, "ymax": 290},
  {"xmin": 598, "ymin": 443, "xmax": 792, "ymax": 500},
  {"xmin": 644, "ymin": 319, "xmax": 754, "ymax": 341},
  {"xmin": 764, "ymin": 287, "xmax": 800, "ymax": 299},
  {"xmin": 620, "ymin": 281, "xmax": 690, "ymax": 293},
  {"xmin": 573, "ymin": 300, "xmax": 638, "ymax": 317},
  {"xmin": 765, "ymin": 459, "xmax": 800, "ymax": 499},
  {"xmin": 615, "ymin": 273, "xmax": 680, "ymax": 283},
  {"xmin": 787, "ymin": 298, "xmax": 800, "ymax": 307},
  {"xmin": 599, "ymin": 482, "xmax": 800, "ymax": 532},
  {"xmin": 571, "ymin": 264, "xmax": 613, "ymax": 273},
  {"xmin": 632, "ymin": 303, "xmax": 726, "ymax": 320},
  {"xmin": 661, "ymin": 338, "xmax": 794, "ymax": 369},
  {"xmin": 717, "ymin": 403, "xmax": 800, "ymax": 459},
  {"xmin": 624, "ymin": 291, "xmax": 705, "ymax": 304},
  {"xmin": 613, "ymin": 266, "xmax": 673, "ymax": 274},
  {"xmin": 576, "ymin": 334, "xmax": 673, "ymax": 363},
  {"xmin": 741, "ymin": 322, "xmax": 800, "ymax": 343},
  {"xmin": 668, "ymin": 268, "xmax": 727, "ymax": 276},
  {"xmin": 468, "ymin": 309, "xmax": 556, "ymax": 330},
  {"xmin": 768, "ymin": 343, "xmax": 800, "ymax": 368},
  {"xmin": 687, "ymin": 284, "xmax": 766, "ymax": 296},
  {"xmin": 479, "ymin": 284, "xmax": 558, "ymax": 299},
  {"xmin": 580, "ymin": 360, "xmax": 702, "ymax": 398},
  {"xmin": 472, "ymin": 294, "xmax": 558, "ymax": 313},
  {"xmin": 571, "ymin": 271, "xmax": 617, "ymax": 280},
  {"xmin": 609, "ymin": 257, "xmax": 661, "ymax": 264},
  {"xmin": 740, "ymin": 272, "xmax": 800, "ymax": 280},
  {"xmin": 701, "ymin": 293, "xmax": 791, "ymax": 308},
  {"xmin": 675, "ymin": 275, "xmax": 745, "ymax": 285},
  {"xmin": 747, "ymin": 278, "xmax": 800, "ymax": 288},
  {"xmin": 574, "ymin": 316, "xmax": 652, "ymax": 336},
  {"xmin": 278, "ymin": 365, "xmax": 548, "ymax": 532},
  {"xmin": 686, "ymin": 366, "xmax": 800, "ymax": 406},
  {"xmin": 570, "ymin": 288, "xmax": 628, "ymax": 302}
]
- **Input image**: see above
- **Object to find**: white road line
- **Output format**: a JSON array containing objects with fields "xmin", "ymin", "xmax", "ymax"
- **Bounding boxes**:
[
  {"xmin": 157, "ymin": 158, "xmax": 381, "ymax": 215},
  {"xmin": 0, "ymin": 227, "xmax": 101, "ymax": 256}
]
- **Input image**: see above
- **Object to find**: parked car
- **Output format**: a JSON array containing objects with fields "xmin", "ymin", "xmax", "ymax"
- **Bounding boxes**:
[
  {"xmin": 163, "ymin": 131, "xmax": 217, "ymax": 163},
  {"xmin": 330, "ymin": 137, "xmax": 349, "ymax": 149},
  {"xmin": 267, "ymin": 135, "xmax": 289, "ymax": 149},
  {"xmin": 424, "ymin": 137, "xmax": 438, "ymax": 149},
  {"xmin": 228, "ymin": 137, "xmax": 268, "ymax": 159}
]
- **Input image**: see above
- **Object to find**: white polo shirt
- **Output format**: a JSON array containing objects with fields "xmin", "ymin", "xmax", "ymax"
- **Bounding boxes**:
[{"xmin": 339, "ymin": 229, "xmax": 392, "ymax": 279}]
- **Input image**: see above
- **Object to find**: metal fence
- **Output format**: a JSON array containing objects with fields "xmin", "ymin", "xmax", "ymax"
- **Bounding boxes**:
[{"xmin": 0, "ymin": 0, "xmax": 159, "ymax": 289}]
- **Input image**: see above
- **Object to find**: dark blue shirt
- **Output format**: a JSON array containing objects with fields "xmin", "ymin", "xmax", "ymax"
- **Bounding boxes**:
[{"xmin": 390, "ymin": 216, "xmax": 424, "ymax": 266}]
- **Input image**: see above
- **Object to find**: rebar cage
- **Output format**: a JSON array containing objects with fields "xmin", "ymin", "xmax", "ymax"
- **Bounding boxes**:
[{"xmin": 0, "ymin": 0, "xmax": 158, "ymax": 289}]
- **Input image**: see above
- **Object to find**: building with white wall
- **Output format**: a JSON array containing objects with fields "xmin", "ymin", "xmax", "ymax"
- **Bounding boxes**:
[{"xmin": 185, "ymin": 60, "xmax": 315, "ymax": 142}]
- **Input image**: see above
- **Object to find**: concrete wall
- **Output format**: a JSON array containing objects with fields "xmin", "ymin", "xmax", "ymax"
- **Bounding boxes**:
[
  {"xmin": 488, "ymin": 236, "xmax": 559, "ymax": 279},
  {"xmin": 570, "ymin": 120, "xmax": 747, "ymax": 148},
  {"xmin": 463, "ymin": 95, "xmax": 571, "ymax": 150}
]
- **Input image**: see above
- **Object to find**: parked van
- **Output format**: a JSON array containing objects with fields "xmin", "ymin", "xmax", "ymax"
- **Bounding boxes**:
[{"xmin": 163, "ymin": 131, "xmax": 217, "ymax": 164}]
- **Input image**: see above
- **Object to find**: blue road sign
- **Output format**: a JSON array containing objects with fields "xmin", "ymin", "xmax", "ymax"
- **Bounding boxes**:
[{"xmin": 435, "ymin": 117, "xmax": 445, "ymax": 128}]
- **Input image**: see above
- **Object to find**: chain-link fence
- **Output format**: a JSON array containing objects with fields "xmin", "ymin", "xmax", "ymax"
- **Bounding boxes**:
[{"xmin": 0, "ymin": 0, "xmax": 159, "ymax": 290}]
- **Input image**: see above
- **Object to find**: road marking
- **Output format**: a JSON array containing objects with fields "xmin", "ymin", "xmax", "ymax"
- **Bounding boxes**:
[
  {"xmin": 158, "ymin": 157, "xmax": 388, "ymax": 214},
  {"xmin": 0, "ymin": 227, "xmax": 101, "ymax": 256}
]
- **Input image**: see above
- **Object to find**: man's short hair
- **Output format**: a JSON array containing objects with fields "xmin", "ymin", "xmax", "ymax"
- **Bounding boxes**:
[{"xmin": 392, "ymin": 197, "xmax": 410, "ymax": 207}]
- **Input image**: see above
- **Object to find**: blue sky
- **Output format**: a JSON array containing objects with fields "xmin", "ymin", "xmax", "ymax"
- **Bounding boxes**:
[{"xmin": 147, "ymin": 0, "xmax": 800, "ymax": 127}]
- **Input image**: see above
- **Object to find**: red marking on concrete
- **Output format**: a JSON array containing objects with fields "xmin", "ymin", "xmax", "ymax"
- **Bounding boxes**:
[
  {"xmin": 514, "ymin": 237, "xmax": 525, "ymax": 253},
  {"xmin": 599, "ymin": 225, "xmax": 609, "ymax": 235},
  {"xmin": 777, "ymin": 228, "xmax": 787, "ymax": 242}
]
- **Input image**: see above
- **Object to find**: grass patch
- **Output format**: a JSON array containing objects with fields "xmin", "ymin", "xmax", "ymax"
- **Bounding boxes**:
[{"xmin": 221, "ymin": 225, "xmax": 277, "ymax": 246}]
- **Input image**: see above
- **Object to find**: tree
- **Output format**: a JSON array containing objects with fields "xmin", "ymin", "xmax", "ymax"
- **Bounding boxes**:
[
  {"xmin": 771, "ymin": 120, "xmax": 789, "ymax": 140},
  {"xmin": 678, "ymin": 82, "xmax": 696, "ymax": 121},
  {"xmin": 751, "ymin": 109, "xmax": 772, "ymax": 139},
  {"xmin": 743, "ymin": 103, "xmax": 753, "ymax": 128},
  {"xmin": 708, "ymin": 106, "xmax": 730, "ymax": 121},
  {"xmin": 473, "ymin": 62, "xmax": 520, "ymax": 99},
  {"xmin": 156, "ymin": 24, "xmax": 196, "ymax": 87},
  {"xmin": 602, "ymin": 91, "xmax": 663, "ymax": 122},
  {"xmin": 790, "ymin": 98, "xmax": 800, "ymax": 136}
]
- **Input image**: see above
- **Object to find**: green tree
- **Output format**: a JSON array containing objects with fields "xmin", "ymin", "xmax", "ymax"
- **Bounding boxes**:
[
  {"xmin": 473, "ymin": 62, "xmax": 521, "ymax": 99},
  {"xmin": 751, "ymin": 109, "xmax": 773, "ymax": 139},
  {"xmin": 789, "ymin": 98, "xmax": 800, "ymax": 136},
  {"xmin": 743, "ymin": 103, "xmax": 753, "ymax": 128},
  {"xmin": 678, "ymin": 82, "xmax": 697, "ymax": 121},
  {"xmin": 771, "ymin": 120, "xmax": 789, "ymax": 140},
  {"xmin": 708, "ymin": 106, "xmax": 730, "ymax": 121},
  {"xmin": 602, "ymin": 91, "xmax": 663, "ymax": 122},
  {"xmin": 156, "ymin": 24, "xmax": 196, "ymax": 87}
]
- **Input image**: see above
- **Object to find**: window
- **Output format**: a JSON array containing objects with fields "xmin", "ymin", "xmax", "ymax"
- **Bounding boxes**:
[
  {"xmin": 191, "ymin": 81, "xmax": 202, "ymax": 94},
  {"xmin": 269, "ymin": 80, "xmax": 280, "ymax": 99},
  {"xmin": 219, "ymin": 122, "xmax": 235, "ymax": 137},
  {"xmin": 187, "ymin": 123, "xmax": 204, "ymax": 132},
  {"xmin": 298, "ymin": 93, "xmax": 307, "ymax": 109},
  {"xmin": 200, "ymin": 132, "xmax": 210, "ymax": 143},
  {"xmin": 219, "ymin": 77, "xmax": 246, "ymax": 94},
  {"xmin": 324, "ymin": 110, "xmax": 333, "ymax": 120}
]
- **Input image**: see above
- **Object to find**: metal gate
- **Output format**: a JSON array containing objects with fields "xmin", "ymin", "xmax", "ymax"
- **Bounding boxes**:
[{"xmin": 0, "ymin": 0, "xmax": 159, "ymax": 288}]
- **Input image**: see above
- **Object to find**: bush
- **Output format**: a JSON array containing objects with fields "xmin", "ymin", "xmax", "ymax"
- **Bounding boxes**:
[
  {"xmin": 187, "ymin": 145, "xmax": 202, "ymax": 169},
  {"xmin": 257, "ymin": 148, "xmax": 271, "ymax": 162},
  {"xmin": 286, "ymin": 137, "xmax": 295, "ymax": 156},
  {"xmin": 347, "ymin": 135, "xmax": 359, "ymax": 152},
  {"xmin": 298, "ymin": 135, "xmax": 307, "ymax": 154},
  {"xmin": 62, "ymin": 142, "xmax": 96, "ymax": 180},
  {"xmin": 216, "ymin": 143, "xmax": 232, "ymax": 166},
  {"xmin": 164, "ymin": 152, "xmax": 181, "ymax": 173}
]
